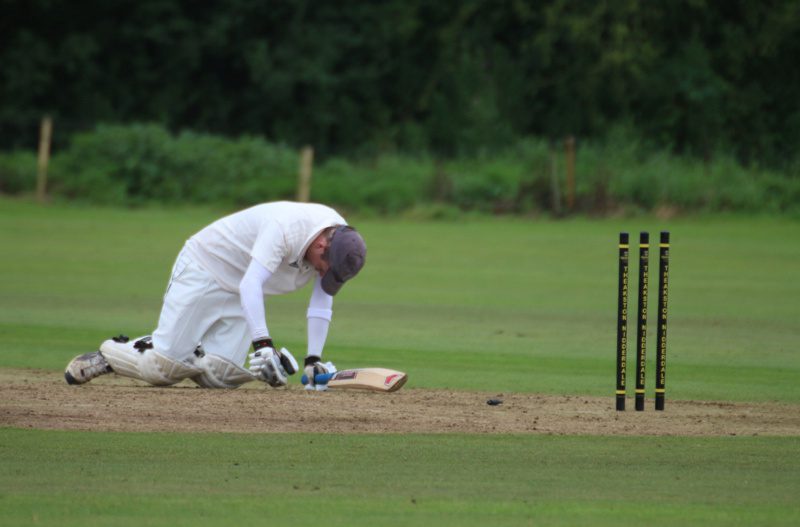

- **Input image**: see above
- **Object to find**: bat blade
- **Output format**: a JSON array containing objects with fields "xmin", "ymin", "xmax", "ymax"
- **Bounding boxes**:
[{"xmin": 300, "ymin": 368, "xmax": 408, "ymax": 392}]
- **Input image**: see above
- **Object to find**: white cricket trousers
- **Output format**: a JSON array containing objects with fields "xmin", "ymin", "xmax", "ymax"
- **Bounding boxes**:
[{"xmin": 152, "ymin": 245, "xmax": 251, "ymax": 366}]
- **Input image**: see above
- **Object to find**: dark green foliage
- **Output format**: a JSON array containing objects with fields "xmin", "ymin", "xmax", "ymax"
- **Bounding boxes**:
[
  {"xmin": 48, "ymin": 124, "xmax": 298, "ymax": 205},
  {"xmin": 4, "ymin": 124, "xmax": 797, "ymax": 215},
  {"xmin": 2, "ymin": 0, "xmax": 799, "ymax": 168},
  {"xmin": 314, "ymin": 156, "xmax": 434, "ymax": 215},
  {"xmin": 0, "ymin": 151, "xmax": 37, "ymax": 194}
]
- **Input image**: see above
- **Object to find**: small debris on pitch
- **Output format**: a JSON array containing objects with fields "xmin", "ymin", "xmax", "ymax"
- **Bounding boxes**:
[{"xmin": 487, "ymin": 399, "xmax": 503, "ymax": 406}]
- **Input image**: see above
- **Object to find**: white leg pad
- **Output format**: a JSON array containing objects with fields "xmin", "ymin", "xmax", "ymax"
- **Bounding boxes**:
[
  {"xmin": 140, "ymin": 350, "xmax": 203, "ymax": 386},
  {"xmin": 191, "ymin": 354, "xmax": 256, "ymax": 389},
  {"xmin": 100, "ymin": 337, "xmax": 202, "ymax": 386},
  {"xmin": 99, "ymin": 338, "xmax": 145, "ymax": 380}
]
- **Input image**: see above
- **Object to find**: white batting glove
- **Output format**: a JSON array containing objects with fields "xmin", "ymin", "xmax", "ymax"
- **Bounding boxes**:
[{"xmin": 248, "ymin": 339, "xmax": 298, "ymax": 388}]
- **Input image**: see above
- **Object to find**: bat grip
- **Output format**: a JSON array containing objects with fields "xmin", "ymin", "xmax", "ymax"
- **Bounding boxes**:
[{"xmin": 300, "ymin": 372, "xmax": 335, "ymax": 385}]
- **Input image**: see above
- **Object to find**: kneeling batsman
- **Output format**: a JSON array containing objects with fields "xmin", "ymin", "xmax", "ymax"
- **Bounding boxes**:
[{"xmin": 64, "ymin": 202, "xmax": 366, "ymax": 390}]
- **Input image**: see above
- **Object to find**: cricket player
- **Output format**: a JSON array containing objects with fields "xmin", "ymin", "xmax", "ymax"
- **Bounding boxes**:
[{"xmin": 64, "ymin": 201, "xmax": 366, "ymax": 390}]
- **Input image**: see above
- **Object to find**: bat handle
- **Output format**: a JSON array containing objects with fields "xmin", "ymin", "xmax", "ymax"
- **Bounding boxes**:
[{"xmin": 300, "ymin": 372, "xmax": 335, "ymax": 385}]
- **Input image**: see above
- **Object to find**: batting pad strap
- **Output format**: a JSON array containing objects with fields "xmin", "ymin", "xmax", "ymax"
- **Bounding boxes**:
[{"xmin": 306, "ymin": 307, "xmax": 333, "ymax": 321}]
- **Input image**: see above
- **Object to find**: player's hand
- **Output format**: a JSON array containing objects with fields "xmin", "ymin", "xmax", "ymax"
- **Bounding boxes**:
[
  {"xmin": 248, "ymin": 339, "xmax": 298, "ymax": 387},
  {"xmin": 303, "ymin": 355, "xmax": 331, "ymax": 391}
]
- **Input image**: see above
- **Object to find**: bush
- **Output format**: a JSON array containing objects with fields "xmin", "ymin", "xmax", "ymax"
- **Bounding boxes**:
[
  {"xmin": 7, "ymin": 123, "xmax": 797, "ymax": 216},
  {"xmin": 448, "ymin": 157, "xmax": 523, "ymax": 213},
  {"xmin": 169, "ymin": 132, "xmax": 297, "ymax": 205},
  {"xmin": 313, "ymin": 155, "xmax": 434, "ymax": 214},
  {"xmin": 579, "ymin": 127, "xmax": 800, "ymax": 215},
  {"xmin": 48, "ymin": 124, "xmax": 298, "ymax": 206},
  {"xmin": 0, "ymin": 151, "xmax": 38, "ymax": 194}
]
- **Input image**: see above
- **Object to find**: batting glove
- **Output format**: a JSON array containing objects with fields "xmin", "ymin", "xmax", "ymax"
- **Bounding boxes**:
[
  {"xmin": 248, "ymin": 339, "xmax": 298, "ymax": 388},
  {"xmin": 303, "ymin": 355, "xmax": 332, "ymax": 391}
]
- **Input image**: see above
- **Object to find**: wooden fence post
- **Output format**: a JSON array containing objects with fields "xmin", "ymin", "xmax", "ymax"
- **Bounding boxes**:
[
  {"xmin": 564, "ymin": 135, "xmax": 576, "ymax": 211},
  {"xmin": 36, "ymin": 116, "xmax": 53, "ymax": 203},
  {"xmin": 296, "ymin": 146, "xmax": 314, "ymax": 202},
  {"xmin": 549, "ymin": 142, "xmax": 562, "ymax": 216}
]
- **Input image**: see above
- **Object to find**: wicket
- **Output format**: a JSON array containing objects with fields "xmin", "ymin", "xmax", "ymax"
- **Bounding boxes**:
[
  {"xmin": 655, "ymin": 232, "xmax": 670, "ymax": 410},
  {"xmin": 615, "ymin": 231, "xmax": 670, "ymax": 411},
  {"xmin": 615, "ymin": 233, "xmax": 629, "ymax": 411},
  {"xmin": 634, "ymin": 232, "xmax": 649, "ymax": 411}
]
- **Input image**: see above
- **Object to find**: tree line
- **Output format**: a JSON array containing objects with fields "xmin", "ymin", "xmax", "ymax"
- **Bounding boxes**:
[{"xmin": 1, "ymin": 0, "xmax": 798, "ymax": 168}]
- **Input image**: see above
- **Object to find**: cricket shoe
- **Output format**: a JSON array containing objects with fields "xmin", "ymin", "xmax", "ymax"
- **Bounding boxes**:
[{"xmin": 64, "ymin": 351, "xmax": 113, "ymax": 385}]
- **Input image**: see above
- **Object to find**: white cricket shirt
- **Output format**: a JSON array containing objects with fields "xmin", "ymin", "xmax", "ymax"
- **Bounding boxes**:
[{"xmin": 185, "ymin": 202, "xmax": 346, "ymax": 294}]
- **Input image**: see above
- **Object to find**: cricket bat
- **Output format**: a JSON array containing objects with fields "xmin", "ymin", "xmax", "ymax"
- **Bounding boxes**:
[{"xmin": 300, "ymin": 368, "xmax": 408, "ymax": 392}]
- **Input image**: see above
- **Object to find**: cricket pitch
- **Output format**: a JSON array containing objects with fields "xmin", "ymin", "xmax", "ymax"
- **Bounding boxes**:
[{"xmin": 1, "ymin": 369, "xmax": 798, "ymax": 436}]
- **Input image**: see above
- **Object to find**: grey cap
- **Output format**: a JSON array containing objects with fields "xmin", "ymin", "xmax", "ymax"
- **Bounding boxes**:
[{"xmin": 321, "ymin": 226, "xmax": 366, "ymax": 296}]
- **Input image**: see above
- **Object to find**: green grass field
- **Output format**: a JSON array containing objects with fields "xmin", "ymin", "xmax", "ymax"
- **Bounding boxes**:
[{"xmin": 1, "ymin": 198, "xmax": 799, "ymax": 526}]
